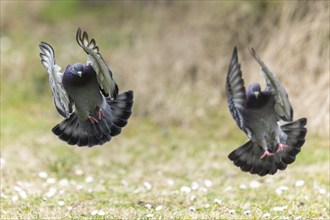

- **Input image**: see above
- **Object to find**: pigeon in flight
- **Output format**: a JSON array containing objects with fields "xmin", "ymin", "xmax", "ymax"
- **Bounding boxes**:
[
  {"xmin": 226, "ymin": 47, "xmax": 307, "ymax": 176},
  {"xmin": 39, "ymin": 28, "xmax": 134, "ymax": 147}
]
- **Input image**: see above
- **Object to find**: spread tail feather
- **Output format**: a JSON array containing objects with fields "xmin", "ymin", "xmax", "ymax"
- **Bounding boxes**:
[
  {"xmin": 228, "ymin": 118, "xmax": 307, "ymax": 176},
  {"xmin": 52, "ymin": 90, "xmax": 134, "ymax": 147},
  {"xmin": 107, "ymin": 90, "xmax": 134, "ymax": 137},
  {"xmin": 52, "ymin": 113, "xmax": 112, "ymax": 147}
]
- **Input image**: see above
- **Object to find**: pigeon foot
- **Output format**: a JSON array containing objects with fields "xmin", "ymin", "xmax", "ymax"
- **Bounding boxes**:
[
  {"xmin": 260, "ymin": 150, "xmax": 275, "ymax": 159},
  {"xmin": 97, "ymin": 109, "xmax": 104, "ymax": 120},
  {"xmin": 277, "ymin": 143, "xmax": 289, "ymax": 152},
  {"xmin": 88, "ymin": 116, "xmax": 99, "ymax": 124}
]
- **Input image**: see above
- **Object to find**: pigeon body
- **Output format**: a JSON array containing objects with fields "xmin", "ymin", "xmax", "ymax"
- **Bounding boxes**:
[
  {"xmin": 226, "ymin": 47, "xmax": 307, "ymax": 176},
  {"xmin": 39, "ymin": 28, "xmax": 133, "ymax": 147},
  {"xmin": 62, "ymin": 64, "xmax": 104, "ymax": 121}
]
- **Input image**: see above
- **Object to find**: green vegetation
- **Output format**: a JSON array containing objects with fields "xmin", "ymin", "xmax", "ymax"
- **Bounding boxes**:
[{"xmin": 1, "ymin": 1, "xmax": 329, "ymax": 219}]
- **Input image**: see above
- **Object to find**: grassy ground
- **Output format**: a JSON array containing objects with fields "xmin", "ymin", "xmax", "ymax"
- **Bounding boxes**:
[
  {"xmin": 1, "ymin": 95, "xmax": 329, "ymax": 219},
  {"xmin": 1, "ymin": 1, "xmax": 329, "ymax": 219}
]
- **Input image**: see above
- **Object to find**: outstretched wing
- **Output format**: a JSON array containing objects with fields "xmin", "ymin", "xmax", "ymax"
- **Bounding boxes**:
[
  {"xmin": 76, "ymin": 28, "xmax": 119, "ymax": 99},
  {"xmin": 226, "ymin": 47, "xmax": 253, "ymax": 139},
  {"xmin": 249, "ymin": 48, "xmax": 293, "ymax": 121},
  {"xmin": 39, "ymin": 42, "xmax": 72, "ymax": 119}
]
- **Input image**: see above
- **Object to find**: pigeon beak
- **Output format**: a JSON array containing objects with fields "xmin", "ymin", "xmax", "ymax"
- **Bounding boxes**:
[
  {"xmin": 77, "ymin": 71, "xmax": 82, "ymax": 77},
  {"xmin": 254, "ymin": 91, "xmax": 260, "ymax": 98}
]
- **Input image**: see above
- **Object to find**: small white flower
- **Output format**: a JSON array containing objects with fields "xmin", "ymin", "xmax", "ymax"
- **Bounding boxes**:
[
  {"xmin": 204, "ymin": 179, "xmax": 212, "ymax": 188},
  {"xmin": 59, "ymin": 179, "xmax": 69, "ymax": 186},
  {"xmin": 190, "ymin": 194, "xmax": 196, "ymax": 201},
  {"xmin": 18, "ymin": 190, "xmax": 28, "ymax": 199},
  {"xmin": 91, "ymin": 210, "xmax": 98, "ymax": 216},
  {"xmin": 145, "ymin": 203, "xmax": 152, "ymax": 209},
  {"xmin": 13, "ymin": 186, "xmax": 22, "ymax": 192},
  {"xmin": 244, "ymin": 210, "xmax": 251, "ymax": 215},
  {"xmin": 155, "ymin": 205, "xmax": 163, "ymax": 211},
  {"xmin": 279, "ymin": 186, "xmax": 288, "ymax": 191},
  {"xmin": 0, "ymin": 157, "xmax": 5, "ymax": 169},
  {"xmin": 0, "ymin": 192, "xmax": 7, "ymax": 199},
  {"xmin": 121, "ymin": 180, "xmax": 128, "ymax": 187},
  {"xmin": 170, "ymin": 190, "xmax": 179, "ymax": 195},
  {"xmin": 58, "ymin": 201, "xmax": 65, "ymax": 206},
  {"xmin": 133, "ymin": 189, "xmax": 141, "ymax": 194},
  {"xmin": 189, "ymin": 206, "xmax": 196, "ymax": 211},
  {"xmin": 74, "ymin": 169, "xmax": 84, "ymax": 176},
  {"xmin": 67, "ymin": 206, "xmax": 73, "ymax": 211},
  {"xmin": 97, "ymin": 210, "xmax": 105, "ymax": 216},
  {"xmin": 70, "ymin": 180, "xmax": 77, "ymax": 185},
  {"xmin": 295, "ymin": 216, "xmax": 302, "ymax": 220},
  {"xmin": 199, "ymin": 187, "xmax": 208, "ymax": 193},
  {"xmin": 45, "ymin": 187, "xmax": 57, "ymax": 198},
  {"xmin": 144, "ymin": 181, "xmax": 152, "ymax": 190},
  {"xmin": 145, "ymin": 213, "xmax": 154, "ymax": 218},
  {"xmin": 180, "ymin": 186, "xmax": 191, "ymax": 193},
  {"xmin": 295, "ymin": 180, "xmax": 304, "ymax": 187},
  {"xmin": 313, "ymin": 185, "xmax": 326, "ymax": 194},
  {"xmin": 275, "ymin": 188, "xmax": 283, "ymax": 195},
  {"xmin": 224, "ymin": 186, "xmax": 233, "ymax": 191},
  {"xmin": 214, "ymin": 198, "xmax": 221, "ymax": 204},
  {"xmin": 265, "ymin": 178, "xmax": 274, "ymax": 184},
  {"xmin": 47, "ymin": 178, "xmax": 56, "ymax": 184},
  {"xmin": 239, "ymin": 184, "xmax": 247, "ymax": 189},
  {"xmin": 12, "ymin": 195, "xmax": 19, "ymax": 202},
  {"xmin": 319, "ymin": 188, "xmax": 326, "ymax": 194},
  {"xmin": 85, "ymin": 176, "xmax": 94, "ymax": 183},
  {"xmin": 38, "ymin": 171, "xmax": 48, "ymax": 179},
  {"xmin": 191, "ymin": 181, "xmax": 200, "ymax": 190},
  {"xmin": 275, "ymin": 186, "xmax": 288, "ymax": 195},
  {"xmin": 263, "ymin": 212, "xmax": 271, "ymax": 218},
  {"xmin": 249, "ymin": 180, "xmax": 261, "ymax": 189},
  {"xmin": 167, "ymin": 179, "xmax": 174, "ymax": 186},
  {"xmin": 228, "ymin": 209, "xmax": 235, "ymax": 214},
  {"xmin": 272, "ymin": 205, "xmax": 287, "ymax": 211},
  {"xmin": 204, "ymin": 203, "xmax": 210, "ymax": 209},
  {"xmin": 76, "ymin": 185, "xmax": 83, "ymax": 190},
  {"xmin": 282, "ymin": 216, "xmax": 290, "ymax": 220}
]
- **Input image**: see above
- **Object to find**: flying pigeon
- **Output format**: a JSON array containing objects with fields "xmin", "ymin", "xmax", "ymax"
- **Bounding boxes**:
[
  {"xmin": 226, "ymin": 47, "xmax": 307, "ymax": 176},
  {"xmin": 39, "ymin": 28, "xmax": 134, "ymax": 147}
]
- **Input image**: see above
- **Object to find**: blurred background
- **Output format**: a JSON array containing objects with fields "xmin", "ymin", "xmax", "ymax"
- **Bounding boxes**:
[
  {"xmin": 1, "ymin": 1, "xmax": 329, "ymax": 134},
  {"xmin": 1, "ymin": 1, "xmax": 329, "ymax": 218}
]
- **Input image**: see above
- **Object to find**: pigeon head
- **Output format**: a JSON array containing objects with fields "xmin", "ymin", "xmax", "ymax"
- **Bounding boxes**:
[
  {"xmin": 63, "ymin": 64, "xmax": 97, "ymax": 88},
  {"xmin": 71, "ymin": 63, "xmax": 84, "ymax": 77},
  {"xmin": 248, "ymin": 83, "xmax": 261, "ymax": 99},
  {"xmin": 246, "ymin": 83, "xmax": 270, "ymax": 109}
]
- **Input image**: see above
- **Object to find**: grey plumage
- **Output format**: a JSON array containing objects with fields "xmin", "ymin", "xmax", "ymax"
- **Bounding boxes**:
[
  {"xmin": 226, "ymin": 47, "xmax": 307, "ymax": 176},
  {"xmin": 39, "ymin": 28, "xmax": 133, "ymax": 147}
]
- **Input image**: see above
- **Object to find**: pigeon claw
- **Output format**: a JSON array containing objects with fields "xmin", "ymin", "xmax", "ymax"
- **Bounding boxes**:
[
  {"xmin": 277, "ymin": 143, "xmax": 289, "ymax": 152},
  {"xmin": 260, "ymin": 150, "xmax": 275, "ymax": 159},
  {"xmin": 97, "ymin": 109, "xmax": 104, "ymax": 120},
  {"xmin": 88, "ymin": 116, "xmax": 99, "ymax": 124}
]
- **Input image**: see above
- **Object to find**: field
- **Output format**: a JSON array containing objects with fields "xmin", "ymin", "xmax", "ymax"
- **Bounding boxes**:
[{"xmin": 1, "ymin": 1, "xmax": 329, "ymax": 219}]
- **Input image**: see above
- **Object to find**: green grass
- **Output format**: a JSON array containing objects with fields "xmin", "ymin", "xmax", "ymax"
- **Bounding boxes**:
[{"xmin": 1, "ymin": 97, "xmax": 329, "ymax": 219}]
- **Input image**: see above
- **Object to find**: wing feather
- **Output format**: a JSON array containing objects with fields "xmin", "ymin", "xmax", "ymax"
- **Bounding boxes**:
[
  {"xmin": 39, "ymin": 42, "xmax": 72, "ymax": 118},
  {"xmin": 76, "ymin": 28, "xmax": 118, "ymax": 99},
  {"xmin": 226, "ymin": 47, "xmax": 253, "ymax": 139},
  {"xmin": 249, "ymin": 48, "xmax": 293, "ymax": 121}
]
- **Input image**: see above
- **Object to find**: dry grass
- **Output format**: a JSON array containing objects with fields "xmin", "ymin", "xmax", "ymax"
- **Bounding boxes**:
[
  {"xmin": 1, "ymin": 1, "xmax": 329, "ymax": 134},
  {"xmin": 114, "ymin": 1, "xmax": 329, "ymax": 134}
]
